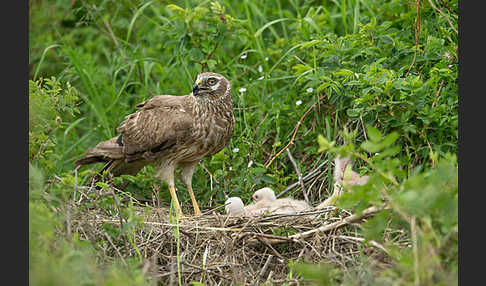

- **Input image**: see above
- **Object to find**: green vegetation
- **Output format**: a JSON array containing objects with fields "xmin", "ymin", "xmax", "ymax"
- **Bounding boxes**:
[{"xmin": 29, "ymin": 0, "xmax": 457, "ymax": 285}]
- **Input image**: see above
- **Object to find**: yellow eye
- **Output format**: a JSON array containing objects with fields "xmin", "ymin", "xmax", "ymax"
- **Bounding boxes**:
[{"xmin": 208, "ymin": 78, "xmax": 217, "ymax": 85}]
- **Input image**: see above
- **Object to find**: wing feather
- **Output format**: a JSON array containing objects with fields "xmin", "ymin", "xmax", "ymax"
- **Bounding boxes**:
[{"xmin": 116, "ymin": 95, "xmax": 194, "ymax": 156}]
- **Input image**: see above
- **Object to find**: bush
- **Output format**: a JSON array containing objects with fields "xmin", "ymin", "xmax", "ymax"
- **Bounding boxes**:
[{"xmin": 29, "ymin": 0, "xmax": 457, "ymax": 284}]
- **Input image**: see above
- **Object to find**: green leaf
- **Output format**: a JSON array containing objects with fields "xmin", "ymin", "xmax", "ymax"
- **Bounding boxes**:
[
  {"xmin": 255, "ymin": 18, "xmax": 291, "ymax": 38},
  {"xmin": 367, "ymin": 126, "xmax": 382, "ymax": 142},
  {"xmin": 382, "ymin": 132, "xmax": 400, "ymax": 147},
  {"xmin": 317, "ymin": 134, "xmax": 334, "ymax": 152},
  {"xmin": 360, "ymin": 141, "xmax": 383, "ymax": 153},
  {"xmin": 96, "ymin": 182, "xmax": 110, "ymax": 189}
]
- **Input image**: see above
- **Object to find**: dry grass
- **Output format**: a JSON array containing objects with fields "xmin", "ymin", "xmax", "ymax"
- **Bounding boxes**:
[{"xmin": 68, "ymin": 192, "xmax": 393, "ymax": 285}]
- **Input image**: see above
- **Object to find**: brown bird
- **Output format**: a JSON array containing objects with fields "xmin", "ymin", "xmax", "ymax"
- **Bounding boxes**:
[{"xmin": 75, "ymin": 72, "xmax": 235, "ymax": 217}]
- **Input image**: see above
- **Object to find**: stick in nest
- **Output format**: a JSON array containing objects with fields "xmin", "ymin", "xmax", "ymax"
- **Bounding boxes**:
[
  {"xmin": 277, "ymin": 159, "xmax": 328, "ymax": 199},
  {"xmin": 245, "ymin": 206, "xmax": 385, "ymax": 245},
  {"xmin": 286, "ymin": 148, "xmax": 309, "ymax": 204},
  {"xmin": 253, "ymin": 255, "xmax": 273, "ymax": 286}
]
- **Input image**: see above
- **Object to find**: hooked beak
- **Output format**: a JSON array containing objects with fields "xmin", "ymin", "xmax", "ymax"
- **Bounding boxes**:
[
  {"xmin": 193, "ymin": 77, "xmax": 202, "ymax": 96},
  {"xmin": 193, "ymin": 83, "xmax": 199, "ymax": 96}
]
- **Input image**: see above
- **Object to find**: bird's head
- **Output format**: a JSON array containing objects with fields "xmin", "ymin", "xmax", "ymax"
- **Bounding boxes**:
[
  {"xmin": 225, "ymin": 197, "xmax": 245, "ymax": 215},
  {"xmin": 252, "ymin": 187, "xmax": 276, "ymax": 202},
  {"xmin": 192, "ymin": 72, "xmax": 231, "ymax": 101}
]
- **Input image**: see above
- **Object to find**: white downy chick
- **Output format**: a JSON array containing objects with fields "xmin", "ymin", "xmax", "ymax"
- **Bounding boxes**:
[
  {"xmin": 252, "ymin": 187, "xmax": 309, "ymax": 214},
  {"xmin": 316, "ymin": 156, "xmax": 370, "ymax": 209},
  {"xmin": 241, "ymin": 188, "xmax": 275, "ymax": 215},
  {"xmin": 334, "ymin": 156, "xmax": 369, "ymax": 187},
  {"xmin": 224, "ymin": 196, "xmax": 269, "ymax": 216},
  {"xmin": 224, "ymin": 197, "xmax": 246, "ymax": 216}
]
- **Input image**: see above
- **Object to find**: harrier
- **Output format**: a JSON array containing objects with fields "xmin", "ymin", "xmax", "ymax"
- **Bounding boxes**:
[{"xmin": 75, "ymin": 72, "xmax": 235, "ymax": 217}]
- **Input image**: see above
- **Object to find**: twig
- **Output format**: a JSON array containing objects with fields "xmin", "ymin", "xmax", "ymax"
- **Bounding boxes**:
[
  {"xmin": 199, "ymin": 162, "xmax": 219, "ymax": 184},
  {"xmin": 182, "ymin": 262, "xmax": 232, "ymax": 281},
  {"xmin": 256, "ymin": 237, "xmax": 285, "ymax": 259},
  {"xmin": 290, "ymin": 206, "xmax": 383, "ymax": 239},
  {"xmin": 200, "ymin": 42, "xmax": 220, "ymax": 72},
  {"xmin": 75, "ymin": 219, "xmax": 246, "ymax": 232},
  {"xmin": 427, "ymin": 0, "xmax": 458, "ymax": 34},
  {"xmin": 200, "ymin": 204, "xmax": 227, "ymax": 216},
  {"xmin": 102, "ymin": 16, "xmax": 127, "ymax": 60},
  {"xmin": 438, "ymin": 0, "xmax": 455, "ymax": 15},
  {"xmin": 103, "ymin": 232, "xmax": 128, "ymax": 266},
  {"xmin": 253, "ymin": 255, "xmax": 273, "ymax": 286},
  {"xmin": 431, "ymin": 80, "xmax": 444, "ymax": 108},
  {"xmin": 249, "ymin": 206, "xmax": 385, "ymax": 245},
  {"xmin": 333, "ymin": 235, "xmax": 388, "ymax": 254},
  {"xmin": 239, "ymin": 232, "xmax": 302, "ymax": 244},
  {"xmin": 264, "ymin": 94, "xmax": 327, "ymax": 168},
  {"xmin": 277, "ymin": 159, "xmax": 328, "ymax": 198},
  {"xmin": 286, "ymin": 148, "xmax": 309, "ymax": 204},
  {"xmin": 254, "ymin": 207, "xmax": 335, "ymax": 222}
]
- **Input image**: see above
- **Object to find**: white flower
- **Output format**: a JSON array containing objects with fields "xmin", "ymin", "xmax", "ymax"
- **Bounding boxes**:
[
  {"xmin": 239, "ymin": 87, "xmax": 247, "ymax": 93},
  {"xmin": 229, "ymin": 167, "xmax": 233, "ymax": 171},
  {"xmin": 257, "ymin": 76, "xmax": 264, "ymax": 80},
  {"xmin": 258, "ymin": 65, "xmax": 263, "ymax": 73},
  {"xmin": 232, "ymin": 148, "xmax": 240, "ymax": 153},
  {"xmin": 306, "ymin": 87, "xmax": 314, "ymax": 93},
  {"xmin": 247, "ymin": 160, "xmax": 254, "ymax": 168},
  {"xmin": 295, "ymin": 100, "xmax": 303, "ymax": 106},
  {"xmin": 240, "ymin": 53, "xmax": 247, "ymax": 59},
  {"xmin": 265, "ymin": 57, "xmax": 269, "ymax": 61}
]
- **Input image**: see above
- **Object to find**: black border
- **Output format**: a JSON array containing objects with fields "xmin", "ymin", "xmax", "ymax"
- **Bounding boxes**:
[{"xmin": 3, "ymin": 0, "xmax": 28, "ymax": 285}]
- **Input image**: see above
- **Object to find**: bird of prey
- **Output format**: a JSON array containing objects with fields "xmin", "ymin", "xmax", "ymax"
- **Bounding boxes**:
[{"xmin": 75, "ymin": 72, "xmax": 235, "ymax": 217}]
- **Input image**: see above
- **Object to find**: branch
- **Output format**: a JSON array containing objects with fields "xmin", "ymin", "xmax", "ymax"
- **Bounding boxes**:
[
  {"xmin": 264, "ymin": 94, "xmax": 327, "ymax": 168},
  {"xmin": 286, "ymin": 148, "xmax": 309, "ymax": 204},
  {"xmin": 427, "ymin": 0, "xmax": 458, "ymax": 34},
  {"xmin": 277, "ymin": 159, "xmax": 328, "ymax": 198}
]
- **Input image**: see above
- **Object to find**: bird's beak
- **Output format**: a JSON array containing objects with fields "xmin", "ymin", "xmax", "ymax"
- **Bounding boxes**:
[
  {"xmin": 193, "ymin": 83, "xmax": 199, "ymax": 96},
  {"xmin": 193, "ymin": 78, "xmax": 202, "ymax": 96}
]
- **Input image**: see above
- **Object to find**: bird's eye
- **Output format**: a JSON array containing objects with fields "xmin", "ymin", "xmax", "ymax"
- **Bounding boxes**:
[
  {"xmin": 254, "ymin": 195, "xmax": 258, "ymax": 200},
  {"xmin": 208, "ymin": 78, "xmax": 217, "ymax": 85}
]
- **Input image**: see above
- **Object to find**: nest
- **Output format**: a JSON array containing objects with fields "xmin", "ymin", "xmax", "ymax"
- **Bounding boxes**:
[{"xmin": 69, "ymin": 196, "xmax": 390, "ymax": 285}]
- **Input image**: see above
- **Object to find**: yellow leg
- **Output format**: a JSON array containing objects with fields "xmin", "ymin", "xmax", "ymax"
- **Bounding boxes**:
[
  {"xmin": 187, "ymin": 185, "xmax": 201, "ymax": 216},
  {"xmin": 167, "ymin": 185, "xmax": 184, "ymax": 217}
]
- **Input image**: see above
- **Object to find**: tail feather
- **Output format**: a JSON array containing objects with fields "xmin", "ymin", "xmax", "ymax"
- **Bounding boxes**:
[
  {"xmin": 75, "ymin": 138, "xmax": 124, "ymax": 166},
  {"xmin": 102, "ymin": 158, "xmax": 148, "ymax": 177}
]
